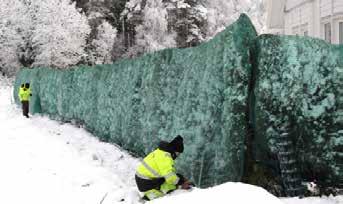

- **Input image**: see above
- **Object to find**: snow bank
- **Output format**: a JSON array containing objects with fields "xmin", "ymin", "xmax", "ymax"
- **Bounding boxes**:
[
  {"xmin": 282, "ymin": 195, "xmax": 343, "ymax": 204},
  {"xmin": 149, "ymin": 182, "xmax": 283, "ymax": 204}
]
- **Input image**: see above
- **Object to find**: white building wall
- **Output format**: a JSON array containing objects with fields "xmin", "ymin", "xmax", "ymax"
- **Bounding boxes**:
[
  {"xmin": 320, "ymin": 0, "xmax": 332, "ymax": 18},
  {"xmin": 312, "ymin": 0, "xmax": 321, "ymax": 38},
  {"xmin": 267, "ymin": 0, "xmax": 343, "ymax": 44},
  {"xmin": 284, "ymin": 12, "xmax": 292, "ymax": 35},
  {"xmin": 301, "ymin": 3, "xmax": 312, "ymax": 35},
  {"xmin": 285, "ymin": 0, "xmax": 308, "ymax": 10},
  {"xmin": 332, "ymin": 0, "xmax": 343, "ymax": 44},
  {"xmin": 333, "ymin": 0, "xmax": 343, "ymax": 13},
  {"xmin": 266, "ymin": 0, "xmax": 286, "ymax": 31},
  {"xmin": 284, "ymin": 1, "xmax": 312, "ymax": 36}
]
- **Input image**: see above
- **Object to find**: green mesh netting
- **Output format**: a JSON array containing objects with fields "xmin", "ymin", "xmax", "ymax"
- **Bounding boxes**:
[
  {"xmin": 14, "ymin": 14, "xmax": 257, "ymax": 187},
  {"xmin": 253, "ymin": 35, "xmax": 343, "ymax": 194}
]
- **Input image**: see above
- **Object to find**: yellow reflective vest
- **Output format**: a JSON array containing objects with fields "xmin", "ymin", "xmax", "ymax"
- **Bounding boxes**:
[
  {"xmin": 136, "ymin": 148, "xmax": 180, "ymax": 186},
  {"xmin": 18, "ymin": 87, "xmax": 31, "ymax": 101}
]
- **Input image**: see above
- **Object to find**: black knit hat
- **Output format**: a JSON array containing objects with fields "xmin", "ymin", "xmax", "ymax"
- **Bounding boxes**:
[{"xmin": 169, "ymin": 135, "xmax": 184, "ymax": 153}]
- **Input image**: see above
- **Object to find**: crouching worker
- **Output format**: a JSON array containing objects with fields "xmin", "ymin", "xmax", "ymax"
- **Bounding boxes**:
[{"xmin": 135, "ymin": 135, "xmax": 194, "ymax": 201}]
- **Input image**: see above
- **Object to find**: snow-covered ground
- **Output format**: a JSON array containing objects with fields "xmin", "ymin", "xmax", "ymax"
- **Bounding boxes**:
[{"xmin": 0, "ymin": 76, "xmax": 342, "ymax": 204}]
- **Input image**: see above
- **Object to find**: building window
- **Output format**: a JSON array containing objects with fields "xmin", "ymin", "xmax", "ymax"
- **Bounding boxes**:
[
  {"xmin": 324, "ymin": 23, "xmax": 331, "ymax": 43},
  {"xmin": 304, "ymin": 31, "xmax": 308, "ymax": 36},
  {"xmin": 339, "ymin": 22, "xmax": 343, "ymax": 44}
]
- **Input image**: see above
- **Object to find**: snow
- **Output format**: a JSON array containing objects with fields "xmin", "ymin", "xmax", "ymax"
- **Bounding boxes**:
[
  {"xmin": 0, "ymin": 78, "xmax": 139, "ymax": 204},
  {"xmin": 149, "ymin": 182, "xmax": 283, "ymax": 204},
  {"xmin": 282, "ymin": 196, "xmax": 343, "ymax": 204},
  {"xmin": 0, "ymin": 75, "xmax": 342, "ymax": 204}
]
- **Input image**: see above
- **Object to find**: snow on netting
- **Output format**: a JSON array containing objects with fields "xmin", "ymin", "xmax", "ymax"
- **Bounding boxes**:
[
  {"xmin": 14, "ymin": 14, "xmax": 257, "ymax": 188},
  {"xmin": 252, "ymin": 35, "xmax": 343, "ymax": 195}
]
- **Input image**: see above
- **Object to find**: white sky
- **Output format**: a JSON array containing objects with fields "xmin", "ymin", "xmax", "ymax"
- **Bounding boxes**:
[{"xmin": 0, "ymin": 76, "xmax": 341, "ymax": 204}]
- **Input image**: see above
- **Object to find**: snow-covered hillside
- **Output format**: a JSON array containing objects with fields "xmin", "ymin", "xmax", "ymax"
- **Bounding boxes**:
[{"xmin": 0, "ymin": 76, "xmax": 341, "ymax": 204}]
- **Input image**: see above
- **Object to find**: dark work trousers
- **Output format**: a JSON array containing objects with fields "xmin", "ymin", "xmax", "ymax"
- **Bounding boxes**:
[
  {"xmin": 135, "ymin": 175, "xmax": 165, "ymax": 192},
  {"xmin": 22, "ymin": 101, "xmax": 29, "ymax": 118}
]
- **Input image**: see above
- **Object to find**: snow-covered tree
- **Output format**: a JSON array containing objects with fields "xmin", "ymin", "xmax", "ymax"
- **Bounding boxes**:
[
  {"xmin": 120, "ymin": 0, "xmax": 267, "ymax": 56},
  {"xmin": 165, "ymin": 0, "xmax": 208, "ymax": 48},
  {"xmin": 125, "ymin": 0, "xmax": 176, "ymax": 57},
  {"xmin": 30, "ymin": 0, "xmax": 90, "ymax": 69},
  {"xmin": 0, "ymin": 0, "xmax": 28, "ymax": 76},
  {"xmin": 0, "ymin": 0, "xmax": 267, "ymax": 74},
  {"xmin": 205, "ymin": 0, "xmax": 266, "ymax": 38},
  {"xmin": 89, "ymin": 21, "xmax": 117, "ymax": 65}
]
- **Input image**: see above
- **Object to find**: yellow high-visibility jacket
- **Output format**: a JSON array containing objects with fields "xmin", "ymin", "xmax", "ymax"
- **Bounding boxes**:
[
  {"xmin": 136, "ymin": 148, "xmax": 180, "ymax": 186},
  {"xmin": 18, "ymin": 87, "xmax": 31, "ymax": 101}
]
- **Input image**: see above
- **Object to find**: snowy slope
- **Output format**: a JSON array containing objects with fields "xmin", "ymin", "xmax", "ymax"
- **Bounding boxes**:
[
  {"xmin": 0, "ymin": 77, "xmax": 140, "ymax": 204},
  {"xmin": 0, "ymin": 76, "xmax": 342, "ymax": 204}
]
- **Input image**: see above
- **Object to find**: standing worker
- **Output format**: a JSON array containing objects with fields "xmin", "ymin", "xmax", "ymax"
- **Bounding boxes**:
[
  {"xmin": 18, "ymin": 83, "xmax": 32, "ymax": 118},
  {"xmin": 135, "ymin": 135, "xmax": 194, "ymax": 201}
]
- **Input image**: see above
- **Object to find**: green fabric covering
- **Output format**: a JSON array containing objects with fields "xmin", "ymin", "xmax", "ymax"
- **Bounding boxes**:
[
  {"xmin": 253, "ymin": 35, "xmax": 343, "ymax": 193},
  {"xmin": 14, "ymin": 14, "xmax": 257, "ymax": 187}
]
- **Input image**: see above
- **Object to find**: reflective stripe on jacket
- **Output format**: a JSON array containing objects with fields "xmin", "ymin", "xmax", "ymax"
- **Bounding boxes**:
[
  {"xmin": 18, "ymin": 87, "xmax": 31, "ymax": 101},
  {"xmin": 136, "ymin": 148, "xmax": 180, "ymax": 186}
]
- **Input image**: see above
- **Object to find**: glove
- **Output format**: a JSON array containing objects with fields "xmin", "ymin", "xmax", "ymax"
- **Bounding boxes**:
[
  {"xmin": 177, "ymin": 173, "xmax": 186, "ymax": 185},
  {"xmin": 181, "ymin": 180, "xmax": 194, "ymax": 190}
]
